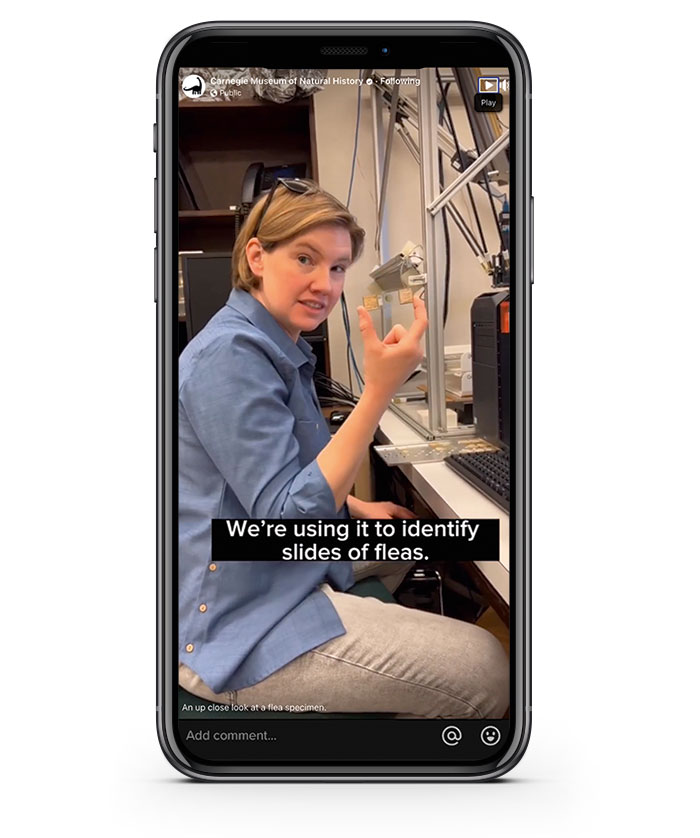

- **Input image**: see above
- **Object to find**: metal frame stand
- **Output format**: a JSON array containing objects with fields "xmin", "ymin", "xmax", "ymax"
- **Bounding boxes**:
[{"xmin": 369, "ymin": 68, "xmax": 510, "ymax": 440}]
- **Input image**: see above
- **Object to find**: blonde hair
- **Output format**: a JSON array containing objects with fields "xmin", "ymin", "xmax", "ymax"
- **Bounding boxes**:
[{"xmin": 232, "ymin": 179, "xmax": 365, "ymax": 291}]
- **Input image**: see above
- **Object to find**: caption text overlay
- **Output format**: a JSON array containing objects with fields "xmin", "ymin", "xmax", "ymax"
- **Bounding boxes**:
[{"xmin": 210, "ymin": 518, "xmax": 500, "ymax": 562}]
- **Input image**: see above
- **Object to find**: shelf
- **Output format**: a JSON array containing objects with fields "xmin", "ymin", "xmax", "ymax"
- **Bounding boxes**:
[
  {"xmin": 179, "ymin": 98, "xmax": 309, "ymax": 109},
  {"xmin": 179, "ymin": 210, "xmax": 241, "ymax": 220}
]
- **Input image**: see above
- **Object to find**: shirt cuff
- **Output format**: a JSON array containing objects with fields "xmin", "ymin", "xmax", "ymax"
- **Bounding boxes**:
[{"xmin": 282, "ymin": 459, "xmax": 338, "ymax": 518}]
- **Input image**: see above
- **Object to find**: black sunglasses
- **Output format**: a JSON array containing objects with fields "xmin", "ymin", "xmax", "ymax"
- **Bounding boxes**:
[{"xmin": 251, "ymin": 178, "xmax": 315, "ymax": 240}]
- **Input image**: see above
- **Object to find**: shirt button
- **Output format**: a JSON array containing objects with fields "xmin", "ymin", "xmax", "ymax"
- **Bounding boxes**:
[
  {"xmin": 209, "ymin": 563, "xmax": 217, "ymax": 572},
  {"xmin": 185, "ymin": 643, "xmax": 194, "ymax": 653},
  {"xmin": 199, "ymin": 604, "xmax": 207, "ymax": 613}
]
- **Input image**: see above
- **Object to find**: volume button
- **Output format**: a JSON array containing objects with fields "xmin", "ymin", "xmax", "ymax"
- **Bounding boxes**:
[
  {"xmin": 530, "ymin": 196, "xmax": 534, "ymax": 285},
  {"xmin": 153, "ymin": 122, "xmax": 157, "ymax": 153},
  {"xmin": 154, "ymin": 247, "xmax": 158, "ymax": 303},
  {"xmin": 154, "ymin": 178, "xmax": 158, "ymax": 234}
]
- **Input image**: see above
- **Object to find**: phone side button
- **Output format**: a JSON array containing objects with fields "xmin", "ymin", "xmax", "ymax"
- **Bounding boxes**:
[
  {"xmin": 530, "ymin": 196, "xmax": 534, "ymax": 285},
  {"xmin": 154, "ymin": 247, "xmax": 158, "ymax": 303},
  {"xmin": 153, "ymin": 122, "xmax": 157, "ymax": 153}
]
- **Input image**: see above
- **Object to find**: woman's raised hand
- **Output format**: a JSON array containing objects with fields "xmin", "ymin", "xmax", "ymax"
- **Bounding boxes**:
[{"xmin": 357, "ymin": 295, "xmax": 428, "ymax": 401}]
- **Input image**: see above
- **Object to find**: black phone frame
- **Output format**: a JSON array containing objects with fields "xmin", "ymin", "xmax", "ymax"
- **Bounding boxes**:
[{"xmin": 156, "ymin": 20, "xmax": 531, "ymax": 781}]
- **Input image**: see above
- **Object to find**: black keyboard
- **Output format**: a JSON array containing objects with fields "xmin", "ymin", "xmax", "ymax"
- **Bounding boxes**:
[{"xmin": 445, "ymin": 449, "xmax": 510, "ymax": 512}]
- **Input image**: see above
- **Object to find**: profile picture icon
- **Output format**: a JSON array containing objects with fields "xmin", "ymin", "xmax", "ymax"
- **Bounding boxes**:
[{"xmin": 182, "ymin": 74, "xmax": 206, "ymax": 99}]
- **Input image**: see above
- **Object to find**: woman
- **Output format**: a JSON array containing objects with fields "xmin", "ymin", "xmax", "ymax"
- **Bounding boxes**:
[{"xmin": 178, "ymin": 178, "xmax": 508, "ymax": 718}]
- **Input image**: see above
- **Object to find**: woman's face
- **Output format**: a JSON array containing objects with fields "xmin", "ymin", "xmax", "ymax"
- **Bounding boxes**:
[{"xmin": 246, "ymin": 224, "xmax": 352, "ymax": 341}]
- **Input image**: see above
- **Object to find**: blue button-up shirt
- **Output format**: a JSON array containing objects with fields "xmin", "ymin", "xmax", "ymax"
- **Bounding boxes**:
[{"xmin": 179, "ymin": 287, "xmax": 354, "ymax": 693}]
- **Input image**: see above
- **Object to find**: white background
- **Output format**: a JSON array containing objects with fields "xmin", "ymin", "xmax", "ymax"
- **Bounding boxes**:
[{"xmin": 3, "ymin": 2, "xmax": 698, "ymax": 835}]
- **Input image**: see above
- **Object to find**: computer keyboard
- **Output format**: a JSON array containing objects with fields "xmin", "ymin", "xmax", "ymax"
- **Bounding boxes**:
[{"xmin": 445, "ymin": 449, "xmax": 510, "ymax": 512}]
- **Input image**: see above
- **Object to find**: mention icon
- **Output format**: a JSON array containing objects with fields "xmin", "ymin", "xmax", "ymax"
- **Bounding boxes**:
[
  {"xmin": 182, "ymin": 74, "xmax": 206, "ymax": 99},
  {"xmin": 441, "ymin": 726, "xmax": 463, "ymax": 746}
]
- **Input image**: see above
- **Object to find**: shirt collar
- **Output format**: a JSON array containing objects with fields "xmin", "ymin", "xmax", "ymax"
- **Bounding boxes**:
[{"xmin": 226, "ymin": 287, "xmax": 316, "ymax": 370}]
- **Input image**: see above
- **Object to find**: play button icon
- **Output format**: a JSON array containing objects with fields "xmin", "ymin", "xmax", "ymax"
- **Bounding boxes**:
[{"xmin": 478, "ymin": 77, "xmax": 500, "ymax": 94}]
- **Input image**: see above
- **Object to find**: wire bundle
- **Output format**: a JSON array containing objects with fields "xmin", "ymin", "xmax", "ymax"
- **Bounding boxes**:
[
  {"xmin": 313, "ymin": 371, "xmax": 359, "ymax": 408},
  {"xmin": 338, "ymin": 70, "xmax": 367, "ymax": 395}
]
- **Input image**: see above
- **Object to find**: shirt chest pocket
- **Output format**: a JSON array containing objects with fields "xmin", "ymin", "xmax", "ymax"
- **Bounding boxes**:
[{"xmin": 293, "ymin": 418, "xmax": 328, "ymax": 463}]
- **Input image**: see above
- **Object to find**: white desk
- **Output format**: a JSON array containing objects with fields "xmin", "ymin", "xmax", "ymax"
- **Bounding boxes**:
[{"xmin": 376, "ymin": 409, "xmax": 509, "ymax": 606}]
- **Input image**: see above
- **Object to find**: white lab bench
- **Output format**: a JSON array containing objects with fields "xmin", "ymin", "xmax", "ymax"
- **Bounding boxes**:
[{"xmin": 375, "ymin": 409, "xmax": 509, "ymax": 607}]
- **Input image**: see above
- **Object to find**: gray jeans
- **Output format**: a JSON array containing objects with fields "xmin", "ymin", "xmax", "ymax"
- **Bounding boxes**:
[{"xmin": 179, "ymin": 562, "xmax": 508, "ymax": 719}]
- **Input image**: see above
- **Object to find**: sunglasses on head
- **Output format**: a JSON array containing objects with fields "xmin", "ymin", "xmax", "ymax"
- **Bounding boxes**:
[{"xmin": 251, "ymin": 178, "xmax": 315, "ymax": 240}]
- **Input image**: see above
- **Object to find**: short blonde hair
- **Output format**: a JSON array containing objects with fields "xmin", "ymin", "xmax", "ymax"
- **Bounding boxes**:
[{"xmin": 232, "ymin": 179, "xmax": 366, "ymax": 291}]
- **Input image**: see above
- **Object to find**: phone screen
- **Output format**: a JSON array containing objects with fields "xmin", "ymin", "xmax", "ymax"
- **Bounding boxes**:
[{"xmin": 161, "ymin": 31, "xmax": 528, "ymax": 777}]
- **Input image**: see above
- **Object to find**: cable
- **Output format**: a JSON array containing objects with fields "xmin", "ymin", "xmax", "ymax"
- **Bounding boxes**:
[
  {"xmin": 341, "ymin": 291, "xmax": 363, "ymax": 391},
  {"xmin": 314, "ymin": 371, "xmax": 359, "ymax": 407},
  {"xmin": 458, "ymin": 73, "xmax": 505, "ymax": 252},
  {"xmin": 437, "ymin": 69, "xmax": 488, "ymax": 254},
  {"xmin": 345, "ymin": 70, "xmax": 363, "ymax": 206},
  {"xmin": 338, "ymin": 69, "xmax": 365, "ymax": 394},
  {"xmin": 374, "ymin": 70, "xmax": 402, "ymax": 254},
  {"xmin": 437, "ymin": 81, "xmax": 451, "ymax": 327},
  {"xmin": 345, "ymin": 342, "xmax": 353, "ymax": 396},
  {"xmin": 482, "ymin": 165, "xmax": 507, "ymax": 253}
]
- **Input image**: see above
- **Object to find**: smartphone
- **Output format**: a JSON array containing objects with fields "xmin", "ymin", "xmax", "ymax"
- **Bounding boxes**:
[{"xmin": 156, "ymin": 20, "xmax": 531, "ymax": 780}]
